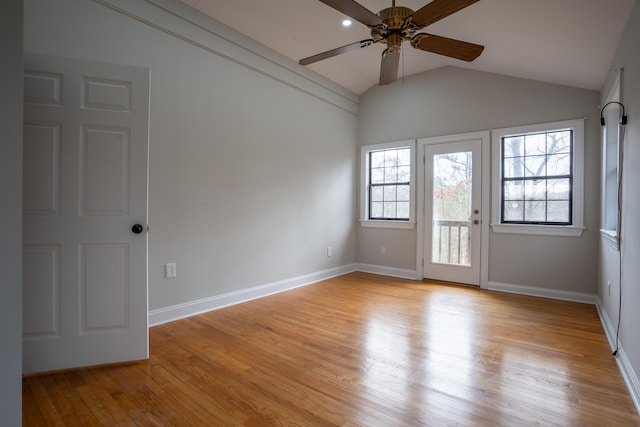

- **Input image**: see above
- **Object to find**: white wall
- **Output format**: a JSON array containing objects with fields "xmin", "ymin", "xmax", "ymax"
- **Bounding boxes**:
[
  {"xmin": 24, "ymin": 0, "xmax": 359, "ymax": 313},
  {"xmin": 358, "ymin": 67, "xmax": 601, "ymax": 294},
  {"xmin": 0, "ymin": 0, "xmax": 23, "ymax": 424},
  {"xmin": 599, "ymin": 0, "xmax": 640, "ymax": 408}
]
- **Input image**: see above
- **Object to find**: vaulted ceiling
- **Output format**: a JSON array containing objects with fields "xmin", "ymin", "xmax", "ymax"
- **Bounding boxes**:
[{"xmin": 179, "ymin": 0, "xmax": 636, "ymax": 95}]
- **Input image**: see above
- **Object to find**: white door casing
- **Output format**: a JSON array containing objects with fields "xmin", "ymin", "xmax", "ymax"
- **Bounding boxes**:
[
  {"xmin": 416, "ymin": 132, "xmax": 490, "ymax": 287},
  {"xmin": 22, "ymin": 53, "xmax": 150, "ymax": 373}
]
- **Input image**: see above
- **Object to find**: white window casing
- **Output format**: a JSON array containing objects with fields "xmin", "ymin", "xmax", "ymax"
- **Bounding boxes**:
[
  {"xmin": 360, "ymin": 139, "xmax": 416, "ymax": 229},
  {"xmin": 491, "ymin": 119, "xmax": 585, "ymax": 237}
]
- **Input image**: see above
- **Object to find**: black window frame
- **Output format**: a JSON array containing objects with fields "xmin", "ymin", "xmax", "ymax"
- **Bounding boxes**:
[
  {"xmin": 500, "ymin": 130, "xmax": 574, "ymax": 226},
  {"xmin": 367, "ymin": 147, "xmax": 411, "ymax": 221}
]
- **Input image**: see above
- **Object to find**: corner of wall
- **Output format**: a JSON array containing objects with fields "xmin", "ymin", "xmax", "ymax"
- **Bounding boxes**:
[{"xmin": 596, "ymin": 297, "xmax": 640, "ymax": 413}]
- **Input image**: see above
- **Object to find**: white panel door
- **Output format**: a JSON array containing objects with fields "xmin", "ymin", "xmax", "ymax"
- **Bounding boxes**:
[
  {"xmin": 22, "ymin": 53, "xmax": 150, "ymax": 373},
  {"xmin": 424, "ymin": 139, "xmax": 482, "ymax": 285}
]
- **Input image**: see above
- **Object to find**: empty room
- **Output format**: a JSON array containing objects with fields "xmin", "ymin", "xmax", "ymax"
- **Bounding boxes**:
[{"xmin": 3, "ymin": 0, "xmax": 640, "ymax": 425}]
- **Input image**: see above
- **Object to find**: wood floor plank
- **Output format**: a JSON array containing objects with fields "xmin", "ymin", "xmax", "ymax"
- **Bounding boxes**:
[
  {"xmin": 22, "ymin": 379, "xmax": 48, "ymax": 426},
  {"xmin": 23, "ymin": 272, "xmax": 640, "ymax": 426}
]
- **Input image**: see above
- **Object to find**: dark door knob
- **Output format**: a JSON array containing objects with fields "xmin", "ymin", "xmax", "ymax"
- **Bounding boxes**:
[{"xmin": 131, "ymin": 224, "xmax": 144, "ymax": 234}]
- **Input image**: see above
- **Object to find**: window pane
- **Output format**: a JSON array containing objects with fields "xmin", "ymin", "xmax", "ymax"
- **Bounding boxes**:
[
  {"xmin": 384, "ymin": 166, "xmax": 398, "ymax": 183},
  {"xmin": 397, "ymin": 185, "xmax": 410, "ymax": 202},
  {"xmin": 504, "ymin": 181, "xmax": 524, "ymax": 200},
  {"xmin": 370, "ymin": 202, "xmax": 383, "ymax": 218},
  {"xmin": 397, "ymin": 166, "xmax": 410, "ymax": 182},
  {"xmin": 548, "ymin": 178, "xmax": 570, "ymax": 200},
  {"xmin": 504, "ymin": 157, "xmax": 525, "ymax": 178},
  {"xmin": 525, "ymin": 133, "xmax": 546, "ymax": 156},
  {"xmin": 383, "ymin": 202, "xmax": 396, "ymax": 218},
  {"xmin": 524, "ymin": 201, "xmax": 546, "ymax": 222},
  {"xmin": 546, "ymin": 153, "xmax": 571, "ymax": 176},
  {"xmin": 504, "ymin": 201, "xmax": 523, "ymax": 221},
  {"xmin": 371, "ymin": 167, "xmax": 384, "ymax": 184},
  {"xmin": 371, "ymin": 186, "xmax": 383, "ymax": 202},
  {"xmin": 525, "ymin": 179, "xmax": 546, "ymax": 201},
  {"xmin": 397, "ymin": 148, "xmax": 411, "ymax": 166},
  {"xmin": 503, "ymin": 136, "xmax": 524, "ymax": 158},
  {"xmin": 547, "ymin": 131, "xmax": 571, "ymax": 154},
  {"xmin": 371, "ymin": 151, "xmax": 385, "ymax": 168},
  {"xmin": 396, "ymin": 202, "xmax": 410, "ymax": 218},
  {"xmin": 383, "ymin": 185, "xmax": 396, "ymax": 201},
  {"xmin": 384, "ymin": 150, "xmax": 399, "ymax": 167},
  {"xmin": 547, "ymin": 200, "xmax": 569, "ymax": 222},
  {"xmin": 524, "ymin": 155, "xmax": 546, "ymax": 177}
]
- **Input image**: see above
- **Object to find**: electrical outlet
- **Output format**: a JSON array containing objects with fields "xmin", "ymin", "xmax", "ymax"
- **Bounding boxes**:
[
  {"xmin": 608, "ymin": 281, "xmax": 612, "ymax": 296},
  {"xmin": 327, "ymin": 246, "xmax": 333, "ymax": 257},
  {"xmin": 380, "ymin": 246, "xmax": 386, "ymax": 255},
  {"xmin": 165, "ymin": 262, "xmax": 177, "ymax": 279}
]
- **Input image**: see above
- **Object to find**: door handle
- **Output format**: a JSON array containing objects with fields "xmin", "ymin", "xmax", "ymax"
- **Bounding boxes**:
[
  {"xmin": 473, "ymin": 220, "xmax": 479, "ymax": 225},
  {"xmin": 131, "ymin": 224, "xmax": 144, "ymax": 234},
  {"xmin": 474, "ymin": 209, "xmax": 480, "ymax": 214}
]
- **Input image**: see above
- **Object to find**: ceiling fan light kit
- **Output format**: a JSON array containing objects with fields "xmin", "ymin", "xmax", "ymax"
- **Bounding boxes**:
[{"xmin": 300, "ymin": 0, "xmax": 485, "ymax": 86}]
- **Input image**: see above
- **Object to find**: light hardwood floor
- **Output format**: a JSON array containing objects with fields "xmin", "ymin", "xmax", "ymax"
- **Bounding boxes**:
[{"xmin": 23, "ymin": 272, "xmax": 640, "ymax": 426}]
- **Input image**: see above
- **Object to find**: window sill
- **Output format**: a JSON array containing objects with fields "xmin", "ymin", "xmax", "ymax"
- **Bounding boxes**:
[
  {"xmin": 360, "ymin": 220, "xmax": 416, "ymax": 230},
  {"xmin": 600, "ymin": 229, "xmax": 619, "ymax": 251},
  {"xmin": 491, "ymin": 223, "xmax": 585, "ymax": 237}
]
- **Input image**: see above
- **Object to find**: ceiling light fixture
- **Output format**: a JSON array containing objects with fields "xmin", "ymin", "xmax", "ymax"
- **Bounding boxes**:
[{"xmin": 342, "ymin": 19, "xmax": 352, "ymax": 27}]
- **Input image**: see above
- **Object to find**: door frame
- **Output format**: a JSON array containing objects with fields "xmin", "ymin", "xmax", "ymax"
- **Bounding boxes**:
[{"xmin": 416, "ymin": 131, "xmax": 490, "ymax": 288}]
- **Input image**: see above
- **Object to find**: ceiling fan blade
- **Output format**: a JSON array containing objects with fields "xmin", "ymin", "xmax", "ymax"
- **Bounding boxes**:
[
  {"xmin": 411, "ymin": 33, "xmax": 484, "ymax": 62},
  {"xmin": 379, "ymin": 48, "xmax": 400, "ymax": 85},
  {"xmin": 319, "ymin": 0, "xmax": 383, "ymax": 27},
  {"xmin": 411, "ymin": 0, "xmax": 479, "ymax": 28},
  {"xmin": 299, "ymin": 39, "xmax": 375, "ymax": 66}
]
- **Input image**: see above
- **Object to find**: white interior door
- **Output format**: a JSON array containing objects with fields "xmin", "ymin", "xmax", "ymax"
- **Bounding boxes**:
[
  {"xmin": 22, "ymin": 53, "xmax": 150, "ymax": 373},
  {"xmin": 423, "ymin": 139, "xmax": 482, "ymax": 285}
]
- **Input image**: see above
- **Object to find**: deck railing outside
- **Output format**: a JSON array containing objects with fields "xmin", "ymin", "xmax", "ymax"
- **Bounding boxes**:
[{"xmin": 432, "ymin": 219, "xmax": 471, "ymax": 266}]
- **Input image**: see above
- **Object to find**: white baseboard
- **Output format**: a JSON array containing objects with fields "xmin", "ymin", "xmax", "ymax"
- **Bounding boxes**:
[
  {"xmin": 149, "ymin": 263, "xmax": 357, "ymax": 326},
  {"xmin": 596, "ymin": 298, "xmax": 640, "ymax": 414},
  {"xmin": 486, "ymin": 281, "xmax": 597, "ymax": 304},
  {"xmin": 355, "ymin": 263, "xmax": 419, "ymax": 280},
  {"xmin": 149, "ymin": 263, "xmax": 420, "ymax": 326}
]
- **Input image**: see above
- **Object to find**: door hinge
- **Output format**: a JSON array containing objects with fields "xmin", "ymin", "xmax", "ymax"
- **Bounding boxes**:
[{"xmin": 421, "ymin": 259, "xmax": 424, "ymax": 267}]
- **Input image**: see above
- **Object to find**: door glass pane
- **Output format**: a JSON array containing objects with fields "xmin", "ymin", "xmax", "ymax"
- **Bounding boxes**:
[{"xmin": 432, "ymin": 152, "xmax": 472, "ymax": 266}]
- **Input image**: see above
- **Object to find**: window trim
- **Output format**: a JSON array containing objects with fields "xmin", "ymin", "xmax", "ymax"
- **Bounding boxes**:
[
  {"xmin": 491, "ymin": 119, "xmax": 585, "ymax": 237},
  {"xmin": 360, "ymin": 140, "xmax": 416, "ymax": 229},
  {"xmin": 600, "ymin": 72, "xmax": 622, "ymax": 251}
]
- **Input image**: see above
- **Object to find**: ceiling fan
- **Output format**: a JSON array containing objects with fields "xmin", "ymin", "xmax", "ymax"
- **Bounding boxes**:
[{"xmin": 299, "ymin": 0, "xmax": 484, "ymax": 85}]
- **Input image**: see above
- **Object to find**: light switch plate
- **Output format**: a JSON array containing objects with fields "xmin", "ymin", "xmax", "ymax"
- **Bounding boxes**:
[{"xmin": 165, "ymin": 262, "xmax": 177, "ymax": 279}]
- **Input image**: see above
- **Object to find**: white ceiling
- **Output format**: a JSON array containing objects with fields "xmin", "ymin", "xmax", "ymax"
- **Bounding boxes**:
[{"xmin": 179, "ymin": 0, "xmax": 636, "ymax": 95}]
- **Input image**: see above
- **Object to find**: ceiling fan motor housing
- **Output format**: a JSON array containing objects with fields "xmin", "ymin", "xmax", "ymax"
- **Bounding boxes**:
[
  {"xmin": 372, "ymin": 6, "xmax": 418, "ymax": 48},
  {"xmin": 379, "ymin": 6, "xmax": 413, "ymax": 29}
]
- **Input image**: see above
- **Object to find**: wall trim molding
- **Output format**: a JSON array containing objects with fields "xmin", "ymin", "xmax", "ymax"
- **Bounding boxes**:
[
  {"xmin": 486, "ymin": 281, "xmax": 598, "ymax": 304},
  {"xmin": 149, "ymin": 263, "xmax": 420, "ymax": 326},
  {"xmin": 356, "ymin": 263, "xmax": 419, "ymax": 280},
  {"xmin": 152, "ymin": 270, "xmax": 604, "ymax": 327},
  {"xmin": 94, "ymin": 0, "xmax": 359, "ymax": 115},
  {"xmin": 596, "ymin": 298, "xmax": 640, "ymax": 414},
  {"xmin": 149, "ymin": 264, "xmax": 358, "ymax": 326}
]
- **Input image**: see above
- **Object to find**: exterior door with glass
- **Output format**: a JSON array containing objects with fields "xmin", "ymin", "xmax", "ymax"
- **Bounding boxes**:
[{"xmin": 423, "ymin": 139, "xmax": 482, "ymax": 285}]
